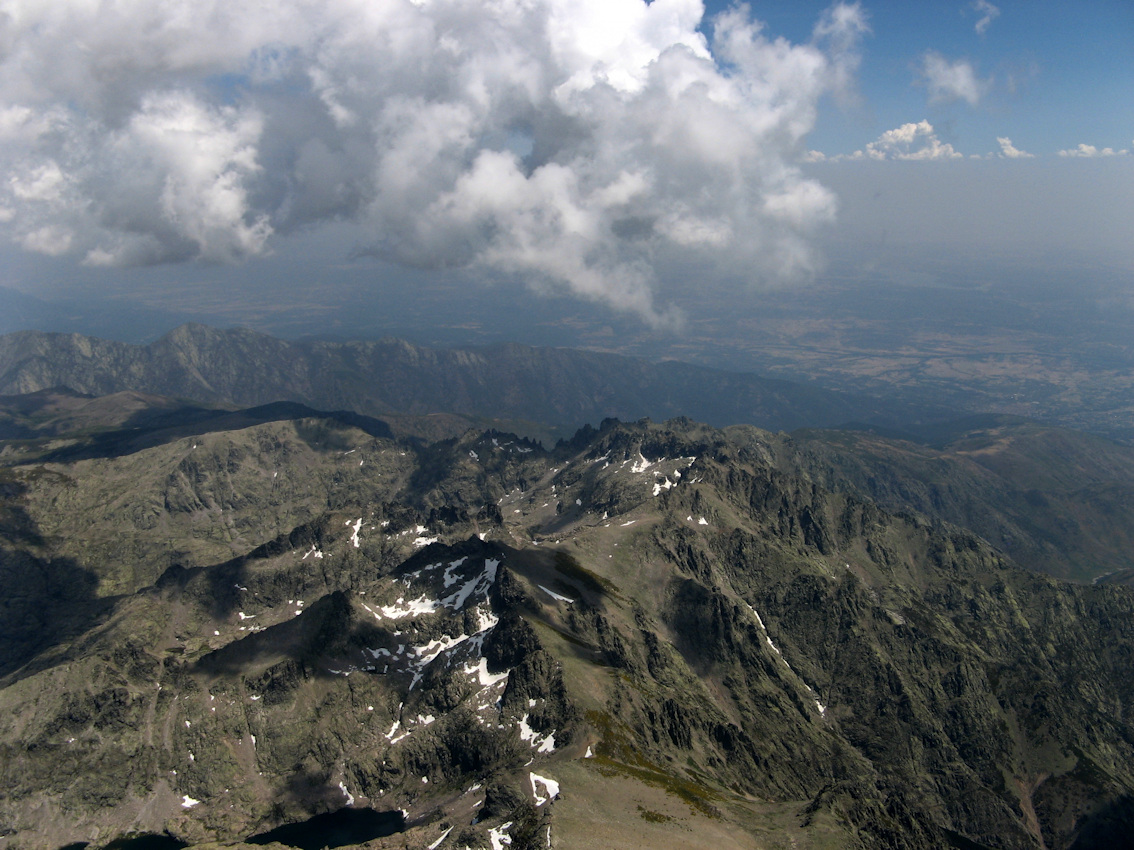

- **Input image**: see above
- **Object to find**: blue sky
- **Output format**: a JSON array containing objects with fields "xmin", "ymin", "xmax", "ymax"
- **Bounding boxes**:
[{"xmin": 708, "ymin": 0, "xmax": 1134, "ymax": 159}]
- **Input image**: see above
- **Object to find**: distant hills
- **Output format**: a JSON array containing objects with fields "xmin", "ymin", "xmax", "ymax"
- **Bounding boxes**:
[
  {"xmin": 5, "ymin": 323, "xmax": 1134, "ymax": 585},
  {"xmin": 0, "ymin": 324, "xmax": 938, "ymax": 443},
  {"xmin": 753, "ymin": 416, "xmax": 1134, "ymax": 584}
]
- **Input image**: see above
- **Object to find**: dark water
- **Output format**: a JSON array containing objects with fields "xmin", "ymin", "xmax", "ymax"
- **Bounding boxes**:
[
  {"xmin": 246, "ymin": 807, "xmax": 405, "ymax": 850},
  {"xmin": 98, "ymin": 836, "xmax": 187, "ymax": 850}
]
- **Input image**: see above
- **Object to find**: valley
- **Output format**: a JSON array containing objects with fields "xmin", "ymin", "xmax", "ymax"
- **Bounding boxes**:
[
  {"xmin": 6, "ymin": 249, "xmax": 1134, "ymax": 444},
  {"xmin": 2, "ymin": 385, "xmax": 1134, "ymax": 849}
]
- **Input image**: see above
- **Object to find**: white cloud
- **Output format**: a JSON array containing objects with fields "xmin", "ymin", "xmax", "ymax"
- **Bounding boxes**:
[
  {"xmin": 996, "ymin": 137, "xmax": 1033, "ymax": 159},
  {"xmin": 920, "ymin": 51, "xmax": 990, "ymax": 106},
  {"xmin": 0, "ymin": 0, "xmax": 869, "ymax": 324},
  {"xmin": 972, "ymin": 0, "xmax": 1000, "ymax": 36},
  {"xmin": 852, "ymin": 120, "xmax": 963, "ymax": 161},
  {"xmin": 813, "ymin": 2, "xmax": 871, "ymax": 103},
  {"xmin": 1057, "ymin": 143, "xmax": 1129, "ymax": 158}
]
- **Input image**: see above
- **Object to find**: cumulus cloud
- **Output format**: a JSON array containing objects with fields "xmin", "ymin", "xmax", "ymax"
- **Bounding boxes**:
[
  {"xmin": 971, "ymin": 0, "xmax": 1000, "ymax": 36},
  {"xmin": 996, "ymin": 137, "xmax": 1033, "ymax": 159},
  {"xmin": 1057, "ymin": 143, "xmax": 1129, "ymax": 158},
  {"xmin": 920, "ymin": 51, "xmax": 990, "ymax": 106},
  {"xmin": 0, "ymin": 0, "xmax": 868, "ymax": 324},
  {"xmin": 810, "ymin": 121, "xmax": 963, "ymax": 162},
  {"xmin": 850, "ymin": 120, "xmax": 963, "ymax": 161}
]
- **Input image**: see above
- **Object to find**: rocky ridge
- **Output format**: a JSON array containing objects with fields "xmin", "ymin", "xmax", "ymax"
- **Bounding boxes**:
[
  {"xmin": 2, "ymin": 409, "xmax": 1134, "ymax": 849},
  {"xmin": 0, "ymin": 324, "xmax": 934, "ymax": 443},
  {"xmin": 740, "ymin": 416, "xmax": 1134, "ymax": 583}
]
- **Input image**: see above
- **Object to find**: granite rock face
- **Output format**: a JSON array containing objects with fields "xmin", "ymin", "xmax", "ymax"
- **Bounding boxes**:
[{"xmin": 2, "ymin": 409, "xmax": 1134, "ymax": 849}]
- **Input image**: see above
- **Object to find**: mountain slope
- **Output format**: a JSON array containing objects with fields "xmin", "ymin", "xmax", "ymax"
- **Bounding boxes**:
[
  {"xmin": 749, "ymin": 416, "xmax": 1134, "ymax": 583},
  {"xmin": 2, "ymin": 412, "xmax": 1134, "ymax": 849},
  {"xmin": 0, "ymin": 324, "xmax": 932, "ymax": 442}
]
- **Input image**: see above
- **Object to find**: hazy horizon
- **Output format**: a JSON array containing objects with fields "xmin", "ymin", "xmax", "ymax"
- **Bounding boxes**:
[{"xmin": 1, "ymin": 0, "xmax": 1131, "ymax": 440}]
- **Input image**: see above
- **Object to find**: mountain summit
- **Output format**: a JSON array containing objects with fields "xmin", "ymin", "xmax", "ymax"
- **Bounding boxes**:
[{"xmin": 2, "ymin": 409, "xmax": 1133, "ymax": 849}]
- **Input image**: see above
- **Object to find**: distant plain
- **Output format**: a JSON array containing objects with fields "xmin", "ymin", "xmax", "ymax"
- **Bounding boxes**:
[{"xmin": 6, "ymin": 244, "xmax": 1132, "ymax": 442}]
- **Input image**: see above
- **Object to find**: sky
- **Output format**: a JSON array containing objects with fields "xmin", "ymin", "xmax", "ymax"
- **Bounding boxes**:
[
  {"xmin": 0, "ymin": 0, "xmax": 1130, "ymax": 335},
  {"xmin": 732, "ymin": 0, "xmax": 1133, "ymax": 161}
]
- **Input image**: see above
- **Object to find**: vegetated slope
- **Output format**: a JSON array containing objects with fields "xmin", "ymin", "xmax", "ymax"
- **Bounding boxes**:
[
  {"xmin": 0, "ymin": 324, "xmax": 929, "ymax": 441},
  {"xmin": 8, "ymin": 390, "xmax": 1133, "ymax": 589},
  {"xmin": 2, "ymin": 413, "xmax": 1134, "ymax": 850},
  {"xmin": 748, "ymin": 415, "xmax": 1134, "ymax": 583}
]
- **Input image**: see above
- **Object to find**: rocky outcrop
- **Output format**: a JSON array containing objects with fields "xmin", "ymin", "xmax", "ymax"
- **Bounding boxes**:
[{"xmin": 2, "ymin": 414, "xmax": 1134, "ymax": 849}]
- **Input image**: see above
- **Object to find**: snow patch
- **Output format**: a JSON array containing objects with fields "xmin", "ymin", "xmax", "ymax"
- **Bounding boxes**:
[
  {"xmin": 384, "ymin": 709, "xmax": 404, "ymax": 743},
  {"xmin": 339, "ymin": 781, "xmax": 354, "ymax": 806},
  {"xmin": 537, "ymin": 585, "xmax": 575, "ymax": 604},
  {"xmin": 518, "ymin": 714, "xmax": 556, "ymax": 752},
  {"xmin": 181, "ymin": 795, "xmax": 200, "ymax": 809},
  {"xmin": 444, "ymin": 558, "xmax": 499, "ymax": 610},
  {"xmin": 475, "ymin": 603, "xmax": 500, "ymax": 633},
  {"xmin": 746, "ymin": 605, "xmax": 781, "ymax": 656},
  {"xmin": 630, "ymin": 452, "xmax": 653, "ymax": 473},
  {"xmin": 529, "ymin": 772, "xmax": 560, "ymax": 806},
  {"xmin": 379, "ymin": 595, "xmax": 443, "ymax": 620},
  {"xmin": 348, "ymin": 518, "xmax": 363, "ymax": 548},
  {"xmin": 488, "ymin": 822, "xmax": 513, "ymax": 850},
  {"xmin": 465, "ymin": 657, "xmax": 509, "ymax": 688},
  {"xmin": 408, "ymin": 632, "xmax": 472, "ymax": 690},
  {"xmin": 428, "ymin": 826, "xmax": 454, "ymax": 850}
]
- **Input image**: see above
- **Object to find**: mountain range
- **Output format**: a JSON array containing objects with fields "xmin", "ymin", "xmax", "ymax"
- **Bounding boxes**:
[
  {"xmin": 0, "ymin": 324, "xmax": 943, "ymax": 444},
  {"xmin": 2, "ymin": 327, "xmax": 1134, "ymax": 849}
]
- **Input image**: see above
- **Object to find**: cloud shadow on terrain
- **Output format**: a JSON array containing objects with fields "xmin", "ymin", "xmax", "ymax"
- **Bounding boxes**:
[
  {"xmin": 32, "ymin": 401, "xmax": 394, "ymax": 464},
  {"xmin": 191, "ymin": 589, "xmax": 382, "ymax": 682},
  {"xmin": 246, "ymin": 804, "xmax": 405, "ymax": 850},
  {"xmin": 1067, "ymin": 793, "xmax": 1134, "ymax": 849},
  {"xmin": 0, "ymin": 474, "xmax": 117, "ymax": 683}
]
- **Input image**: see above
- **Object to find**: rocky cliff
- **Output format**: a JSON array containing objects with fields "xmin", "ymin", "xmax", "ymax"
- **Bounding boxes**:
[{"xmin": 2, "ymin": 409, "xmax": 1134, "ymax": 849}]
